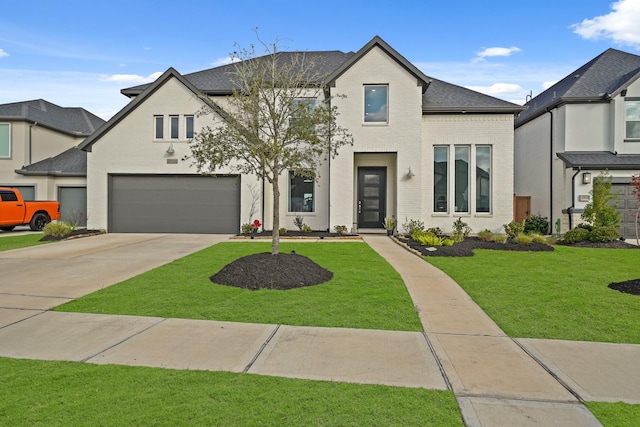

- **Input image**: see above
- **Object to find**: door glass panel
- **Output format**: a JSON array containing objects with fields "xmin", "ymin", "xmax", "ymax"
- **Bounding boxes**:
[
  {"xmin": 364, "ymin": 212, "xmax": 379, "ymax": 222},
  {"xmin": 364, "ymin": 174, "xmax": 379, "ymax": 184},
  {"xmin": 364, "ymin": 187, "xmax": 379, "ymax": 197},
  {"xmin": 364, "ymin": 200, "xmax": 379, "ymax": 209}
]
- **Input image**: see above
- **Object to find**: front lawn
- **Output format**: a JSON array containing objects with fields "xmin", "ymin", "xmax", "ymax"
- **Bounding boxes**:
[
  {"xmin": 0, "ymin": 357, "xmax": 463, "ymax": 426},
  {"xmin": 586, "ymin": 401, "xmax": 640, "ymax": 427},
  {"xmin": 0, "ymin": 233, "xmax": 49, "ymax": 252},
  {"xmin": 56, "ymin": 242, "xmax": 423, "ymax": 331},
  {"xmin": 426, "ymin": 246, "xmax": 640, "ymax": 343}
]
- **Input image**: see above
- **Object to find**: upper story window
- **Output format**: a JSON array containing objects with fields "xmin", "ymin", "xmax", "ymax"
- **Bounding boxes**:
[
  {"xmin": 186, "ymin": 115, "xmax": 194, "ymax": 139},
  {"xmin": 154, "ymin": 116, "xmax": 164, "ymax": 139},
  {"xmin": 364, "ymin": 85, "xmax": 388, "ymax": 123},
  {"xmin": 170, "ymin": 115, "xmax": 179, "ymax": 139},
  {"xmin": 0, "ymin": 123, "xmax": 11, "ymax": 158},
  {"xmin": 288, "ymin": 171, "xmax": 315, "ymax": 212},
  {"xmin": 625, "ymin": 101, "xmax": 640, "ymax": 138}
]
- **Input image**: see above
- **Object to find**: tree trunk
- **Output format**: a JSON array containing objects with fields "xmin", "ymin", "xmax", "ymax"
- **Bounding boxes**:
[{"xmin": 271, "ymin": 177, "xmax": 280, "ymax": 255}]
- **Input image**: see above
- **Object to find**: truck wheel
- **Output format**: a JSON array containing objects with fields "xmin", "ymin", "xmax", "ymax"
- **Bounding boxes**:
[
  {"xmin": 0, "ymin": 226, "xmax": 15, "ymax": 232},
  {"xmin": 29, "ymin": 213, "xmax": 50, "ymax": 231}
]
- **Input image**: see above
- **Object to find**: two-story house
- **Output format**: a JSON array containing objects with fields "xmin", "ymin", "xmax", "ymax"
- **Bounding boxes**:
[
  {"xmin": 515, "ymin": 48, "xmax": 640, "ymax": 238},
  {"xmin": 0, "ymin": 99, "xmax": 105, "ymax": 225},
  {"xmin": 80, "ymin": 36, "xmax": 523, "ymax": 234}
]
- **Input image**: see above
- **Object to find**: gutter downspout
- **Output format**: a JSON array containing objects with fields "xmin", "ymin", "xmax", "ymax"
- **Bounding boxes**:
[
  {"xmin": 568, "ymin": 168, "xmax": 581, "ymax": 230},
  {"xmin": 547, "ymin": 110, "xmax": 554, "ymax": 234}
]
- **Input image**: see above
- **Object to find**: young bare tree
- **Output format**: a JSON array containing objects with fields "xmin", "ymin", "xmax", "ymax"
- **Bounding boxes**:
[{"xmin": 187, "ymin": 38, "xmax": 353, "ymax": 254}]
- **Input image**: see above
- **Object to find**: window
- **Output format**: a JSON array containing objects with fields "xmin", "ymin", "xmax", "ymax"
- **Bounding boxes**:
[
  {"xmin": 186, "ymin": 115, "xmax": 194, "ymax": 139},
  {"xmin": 455, "ymin": 147, "xmax": 470, "ymax": 213},
  {"xmin": 154, "ymin": 116, "xmax": 164, "ymax": 139},
  {"xmin": 626, "ymin": 101, "xmax": 640, "ymax": 138},
  {"xmin": 170, "ymin": 116, "xmax": 179, "ymax": 139},
  {"xmin": 433, "ymin": 146, "xmax": 448, "ymax": 212},
  {"xmin": 364, "ymin": 85, "xmax": 388, "ymax": 123},
  {"xmin": 476, "ymin": 146, "xmax": 491, "ymax": 213},
  {"xmin": 0, "ymin": 123, "xmax": 10, "ymax": 158},
  {"xmin": 289, "ymin": 171, "xmax": 314, "ymax": 212}
]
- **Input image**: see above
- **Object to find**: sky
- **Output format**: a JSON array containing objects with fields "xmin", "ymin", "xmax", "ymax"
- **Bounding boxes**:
[{"xmin": 2, "ymin": 0, "xmax": 640, "ymax": 120}]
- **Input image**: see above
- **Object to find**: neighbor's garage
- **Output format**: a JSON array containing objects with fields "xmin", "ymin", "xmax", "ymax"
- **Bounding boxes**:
[
  {"xmin": 109, "ymin": 175, "xmax": 240, "ymax": 233},
  {"xmin": 614, "ymin": 183, "xmax": 638, "ymax": 239}
]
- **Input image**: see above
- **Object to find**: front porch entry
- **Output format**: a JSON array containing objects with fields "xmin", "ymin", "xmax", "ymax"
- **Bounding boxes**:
[{"xmin": 357, "ymin": 167, "xmax": 387, "ymax": 229}]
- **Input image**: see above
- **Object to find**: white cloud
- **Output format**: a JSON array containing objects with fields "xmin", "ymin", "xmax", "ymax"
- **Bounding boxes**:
[
  {"xmin": 0, "ymin": 49, "xmax": 9, "ymax": 58},
  {"xmin": 465, "ymin": 83, "xmax": 523, "ymax": 97},
  {"xmin": 474, "ymin": 46, "xmax": 522, "ymax": 62},
  {"xmin": 211, "ymin": 56, "xmax": 237, "ymax": 67},
  {"xmin": 100, "ymin": 71, "xmax": 163, "ymax": 84},
  {"xmin": 571, "ymin": 0, "xmax": 640, "ymax": 47},
  {"xmin": 542, "ymin": 81, "xmax": 557, "ymax": 90}
]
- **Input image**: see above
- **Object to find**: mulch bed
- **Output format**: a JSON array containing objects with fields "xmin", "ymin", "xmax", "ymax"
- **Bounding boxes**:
[
  {"xmin": 609, "ymin": 280, "xmax": 640, "ymax": 296},
  {"xmin": 40, "ymin": 229, "xmax": 105, "ymax": 241},
  {"xmin": 397, "ymin": 236, "xmax": 555, "ymax": 257},
  {"xmin": 238, "ymin": 230, "xmax": 358, "ymax": 239},
  {"xmin": 210, "ymin": 251, "xmax": 333, "ymax": 291}
]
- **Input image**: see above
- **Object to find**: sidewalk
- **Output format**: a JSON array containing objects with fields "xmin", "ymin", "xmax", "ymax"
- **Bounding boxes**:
[{"xmin": 0, "ymin": 234, "xmax": 638, "ymax": 426}]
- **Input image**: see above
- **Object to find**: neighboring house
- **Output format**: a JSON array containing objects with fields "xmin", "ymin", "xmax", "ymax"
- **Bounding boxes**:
[
  {"xmin": 515, "ymin": 48, "xmax": 640, "ymax": 238},
  {"xmin": 80, "ymin": 36, "xmax": 523, "ymax": 234},
  {"xmin": 0, "ymin": 99, "xmax": 105, "ymax": 225}
]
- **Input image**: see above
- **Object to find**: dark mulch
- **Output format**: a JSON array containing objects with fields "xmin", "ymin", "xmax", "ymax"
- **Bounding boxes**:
[
  {"xmin": 609, "ymin": 279, "xmax": 640, "ymax": 296},
  {"xmin": 210, "ymin": 252, "xmax": 333, "ymax": 291},
  {"xmin": 40, "ymin": 229, "xmax": 104, "ymax": 241},
  {"xmin": 240, "ymin": 230, "xmax": 358, "ymax": 238},
  {"xmin": 398, "ymin": 236, "xmax": 555, "ymax": 257},
  {"xmin": 556, "ymin": 239, "xmax": 640, "ymax": 249}
]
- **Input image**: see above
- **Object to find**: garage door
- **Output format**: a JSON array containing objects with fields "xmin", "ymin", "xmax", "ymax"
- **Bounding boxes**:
[
  {"xmin": 614, "ymin": 184, "xmax": 639, "ymax": 239},
  {"xmin": 109, "ymin": 175, "xmax": 240, "ymax": 233}
]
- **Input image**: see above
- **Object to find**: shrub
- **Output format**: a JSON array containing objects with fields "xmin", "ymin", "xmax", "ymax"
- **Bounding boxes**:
[
  {"xmin": 492, "ymin": 234, "xmax": 508, "ymax": 244},
  {"xmin": 477, "ymin": 229, "xmax": 493, "ymax": 241},
  {"xmin": 524, "ymin": 214, "xmax": 549, "ymax": 235},
  {"xmin": 441, "ymin": 238, "xmax": 454, "ymax": 246},
  {"xmin": 279, "ymin": 227, "xmax": 287, "ymax": 234},
  {"xmin": 582, "ymin": 170, "xmax": 620, "ymax": 228},
  {"xmin": 588, "ymin": 226, "xmax": 620, "ymax": 243},
  {"xmin": 514, "ymin": 233, "xmax": 533, "ymax": 244},
  {"xmin": 530, "ymin": 233, "xmax": 547, "ymax": 243},
  {"xmin": 402, "ymin": 218, "xmax": 425, "ymax": 235},
  {"xmin": 413, "ymin": 231, "xmax": 442, "ymax": 246},
  {"xmin": 334, "ymin": 225, "xmax": 348, "ymax": 235},
  {"xmin": 43, "ymin": 221, "xmax": 73, "ymax": 238},
  {"xmin": 426, "ymin": 227, "xmax": 442, "ymax": 236},
  {"xmin": 293, "ymin": 215, "xmax": 304, "ymax": 231},
  {"xmin": 451, "ymin": 217, "xmax": 471, "ymax": 242},
  {"xmin": 301, "ymin": 224, "xmax": 312, "ymax": 233},
  {"xmin": 503, "ymin": 220, "xmax": 525, "ymax": 239},
  {"xmin": 563, "ymin": 227, "xmax": 590, "ymax": 243}
]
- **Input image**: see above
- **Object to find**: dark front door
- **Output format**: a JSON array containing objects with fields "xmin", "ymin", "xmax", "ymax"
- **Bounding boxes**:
[{"xmin": 358, "ymin": 167, "xmax": 387, "ymax": 229}]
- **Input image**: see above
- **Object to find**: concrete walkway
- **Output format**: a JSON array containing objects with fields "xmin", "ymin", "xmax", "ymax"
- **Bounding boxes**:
[{"xmin": 0, "ymin": 233, "xmax": 638, "ymax": 426}]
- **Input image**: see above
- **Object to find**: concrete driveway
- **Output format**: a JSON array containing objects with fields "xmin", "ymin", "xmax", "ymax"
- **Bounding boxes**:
[{"xmin": 0, "ymin": 233, "xmax": 230, "ymax": 310}]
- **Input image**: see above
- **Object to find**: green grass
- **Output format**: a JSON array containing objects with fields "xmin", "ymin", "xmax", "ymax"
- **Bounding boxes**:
[
  {"xmin": 426, "ymin": 246, "xmax": 640, "ymax": 343},
  {"xmin": 56, "ymin": 242, "xmax": 423, "ymax": 331},
  {"xmin": 586, "ymin": 402, "xmax": 640, "ymax": 427},
  {"xmin": 0, "ymin": 233, "xmax": 49, "ymax": 251},
  {"xmin": 0, "ymin": 357, "xmax": 463, "ymax": 426}
]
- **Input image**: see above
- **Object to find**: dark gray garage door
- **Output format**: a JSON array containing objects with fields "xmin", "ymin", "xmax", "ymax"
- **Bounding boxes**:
[
  {"xmin": 614, "ymin": 183, "xmax": 639, "ymax": 239},
  {"xmin": 109, "ymin": 175, "xmax": 240, "ymax": 233}
]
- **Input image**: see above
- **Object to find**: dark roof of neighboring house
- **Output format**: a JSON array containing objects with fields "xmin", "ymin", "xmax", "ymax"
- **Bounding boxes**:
[
  {"xmin": 0, "ymin": 99, "xmax": 105, "ymax": 136},
  {"xmin": 15, "ymin": 146, "xmax": 86, "ymax": 176},
  {"xmin": 516, "ymin": 48, "xmax": 640, "ymax": 126},
  {"xmin": 120, "ymin": 36, "xmax": 522, "ymax": 114},
  {"xmin": 557, "ymin": 151, "xmax": 640, "ymax": 170}
]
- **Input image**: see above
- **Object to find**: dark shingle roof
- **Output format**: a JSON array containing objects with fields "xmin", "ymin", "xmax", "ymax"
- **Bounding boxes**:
[
  {"xmin": 516, "ymin": 49, "xmax": 640, "ymax": 126},
  {"xmin": 120, "ymin": 37, "xmax": 522, "ymax": 113},
  {"xmin": 15, "ymin": 146, "xmax": 86, "ymax": 176},
  {"xmin": 557, "ymin": 151, "xmax": 640, "ymax": 169},
  {"xmin": 0, "ymin": 99, "xmax": 105, "ymax": 136}
]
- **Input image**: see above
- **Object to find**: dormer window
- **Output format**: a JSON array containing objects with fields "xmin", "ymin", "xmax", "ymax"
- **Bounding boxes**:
[{"xmin": 364, "ymin": 85, "xmax": 388, "ymax": 123}]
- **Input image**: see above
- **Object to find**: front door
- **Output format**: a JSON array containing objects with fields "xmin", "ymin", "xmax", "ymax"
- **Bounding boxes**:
[{"xmin": 358, "ymin": 167, "xmax": 387, "ymax": 229}]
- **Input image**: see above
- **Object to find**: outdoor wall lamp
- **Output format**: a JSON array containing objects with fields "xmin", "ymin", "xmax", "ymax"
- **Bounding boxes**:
[
  {"xmin": 406, "ymin": 167, "xmax": 415, "ymax": 178},
  {"xmin": 166, "ymin": 143, "xmax": 175, "ymax": 155},
  {"xmin": 582, "ymin": 171, "xmax": 591, "ymax": 184}
]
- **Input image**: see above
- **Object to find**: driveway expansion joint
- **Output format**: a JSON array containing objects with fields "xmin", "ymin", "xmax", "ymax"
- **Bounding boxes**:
[
  {"xmin": 244, "ymin": 324, "xmax": 281, "ymax": 373},
  {"xmin": 422, "ymin": 330, "xmax": 452, "ymax": 391}
]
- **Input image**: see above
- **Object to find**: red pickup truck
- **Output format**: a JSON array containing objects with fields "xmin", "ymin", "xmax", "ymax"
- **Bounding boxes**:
[{"xmin": 0, "ymin": 188, "xmax": 60, "ymax": 231}]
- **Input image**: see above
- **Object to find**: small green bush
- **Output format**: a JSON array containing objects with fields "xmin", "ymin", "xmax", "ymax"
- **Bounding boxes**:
[
  {"xmin": 530, "ymin": 233, "xmax": 547, "ymax": 243},
  {"xmin": 563, "ymin": 227, "xmax": 590, "ymax": 243},
  {"xmin": 441, "ymin": 238, "xmax": 454, "ymax": 246},
  {"xmin": 492, "ymin": 234, "xmax": 508, "ymax": 244},
  {"xmin": 412, "ymin": 231, "xmax": 442, "ymax": 246},
  {"xmin": 426, "ymin": 227, "xmax": 442, "ymax": 236},
  {"xmin": 43, "ymin": 221, "xmax": 73, "ymax": 238},
  {"xmin": 402, "ymin": 218, "xmax": 425, "ymax": 235},
  {"xmin": 503, "ymin": 220, "xmax": 525, "ymax": 239},
  {"xmin": 334, "ymin": 225, "xmax": 348, "ymax": 235},
  {"xmin": 524, "ymin": 214, "xmax": 549, "ymax": 235},
  {"xmin": 477, "ymin": 229, "xmax": 493, "ymax": 241},
  {"xmin": 301, "ymin": 224, "xmax": 312, "ymax": 233},
  {"xmin": 588, "ymin": 226, "xmax": 620, "ymax": 243},
  {"xmin": 514, "ymin": 233, "xmax": 533, "ymax": 244},
  {"xmin": 279, "ymin": 227, "xmax": 287, "ymax": 234}
]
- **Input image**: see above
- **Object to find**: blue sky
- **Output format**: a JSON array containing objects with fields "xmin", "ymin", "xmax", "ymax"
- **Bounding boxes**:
[{"xmin": 1, "ymin": 0, "xmax": 640, "ymax": 119}]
